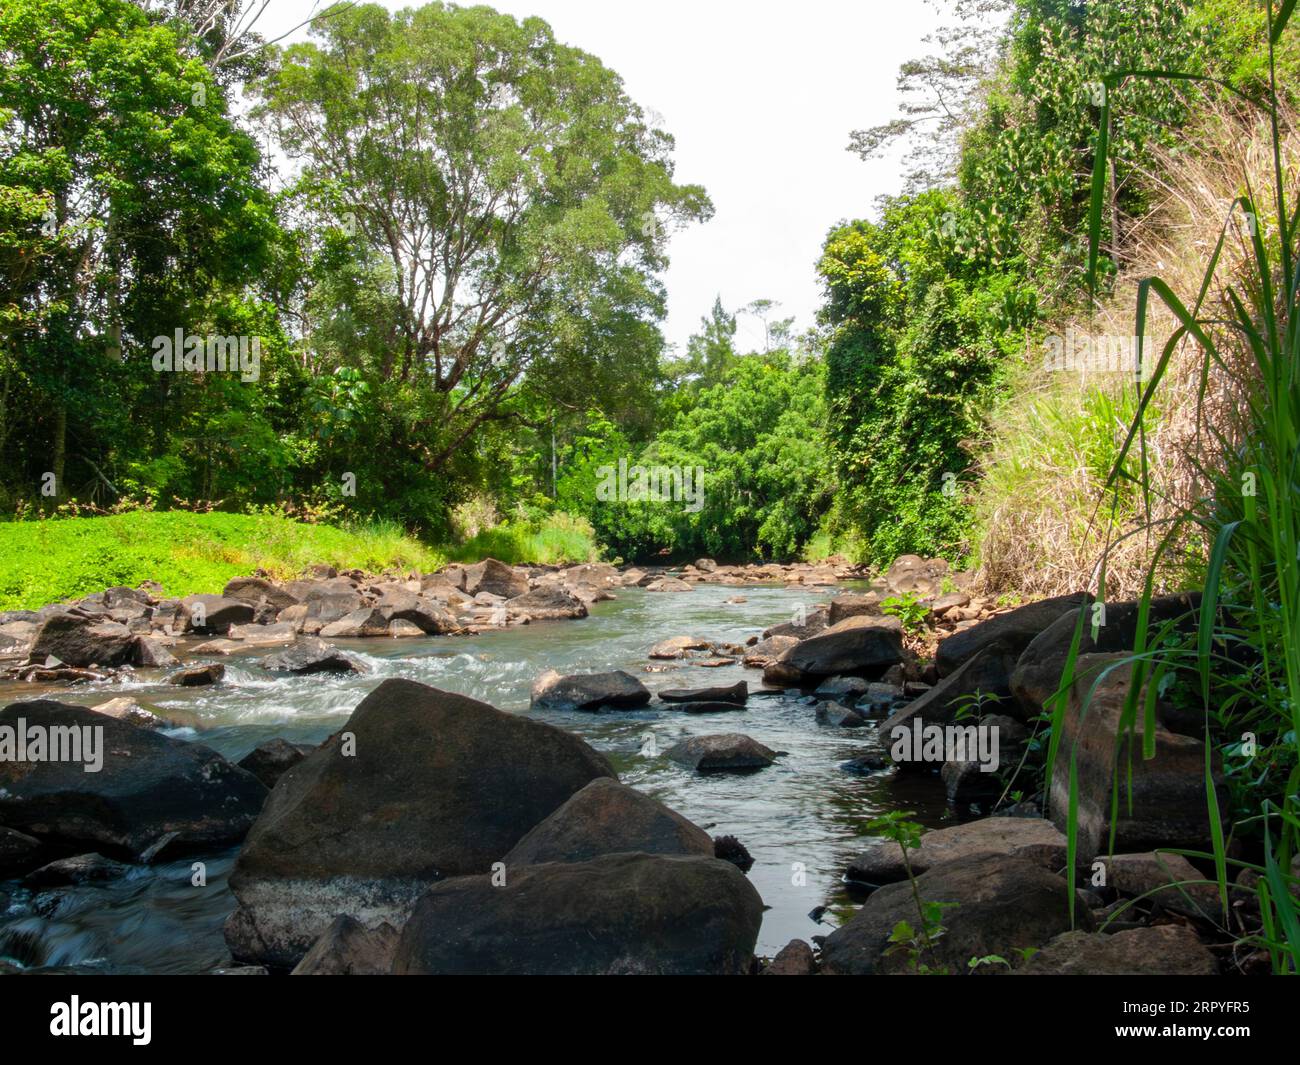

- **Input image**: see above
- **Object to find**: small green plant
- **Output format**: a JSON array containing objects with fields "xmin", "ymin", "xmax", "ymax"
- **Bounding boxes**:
[
  {"xmin": 881, "ymin": 590, "xmax": 929, "ymax": 635},
  {"xmin": 868, "ymin": 811, "xmax": 956, "ymax": 974}
]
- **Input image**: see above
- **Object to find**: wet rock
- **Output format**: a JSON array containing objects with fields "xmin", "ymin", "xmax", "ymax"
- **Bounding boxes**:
[
  {"xmin": 29, "ymin": 613, "xmax": 136, "ymax": 668},
  {"xmin": 290, "ymin": 915, "xmax": 399, "ymax": 976},
  {"xmin": 377, "ymin": 592, "xmax": 460, "ymax": 634},
  {"xmin": 658, "ymin": 681, "xmax": 747, "ymax": 704},
  {"xmin": 319, "ymin": 607, "xmax": 390, "ymax": 638},
  {"xmin": 504, "ymin": 778, "xmax": 713, "ymax": 865},
  {"xmin": 839, "ymin": 755, "xmax": 890, "ymax": 775},
  {"xmin": 1019, "ymin": 925, "xmax": 1217, "ymax": 975},
  {"xmin": 224, "ymin": 679, "xmax": 614, "ymax": 968},
  {"xmin": 645, "ymin": 577, "xmax": 693, "ymax": 593},
  {"xmin": 261, "ymin": 637, "xmax": 369, "ymax": 676},
  {"xmin": 132, "ymin": 635, "xmax": 178, "ymax": 668},
  {"xmin": 168, "ymin": 663, "xmax": 225, "ymax": 687},
  {"xmin": 812, "ymin": 676, "xmax": 869, "ymax": 702},
  {"xmin": 504, "ymin": 586, "xmax": 588, "ymax": 621},
  {"xmin": 0, "ymin": 826, "xmax": 42, "ymax": 877},
  {"xmin": 666, "ymin": 733, "xmax": 776, "ymax": 773},
  {"xmin": 392, "ymin": 852, "xmax": 762, "ymax": 975},
  {"xmin": 23, "ymin": 853, "xmax": 133, "ymax": 888},
  {"xmin": 0, "ymin": 700, "xmax": 267, "ymax": 856},
  {"xmin": 768, "ymin": 617, "xmax": 903, "ymax": 684},
  {"xmin": 846, "ymin": 816, "xmax": 1068, "ymax": 886},
  {"xmin": 464, "ymin": 558, "xmax": 529, "ymax": 600},
  {"xmin": 822, "ymin": 853, "xmax": 1087, "ymax": 975},
  {"xmin": 1048, "ymin": 654, "xmax": 1225, "ymax": 862},
  {"xmin": 764, "ymin": 939, "xmax": 817, "ymax": 975},
  {"xmin": 934, "ymin": 593, "xmax": 1088, "ymax": 677},
  {"xmin": 530, "ymin": 669, "xmax": 651, "ymax": 712},
  {"xmin": 90, "ymin": 697, "xmax": 168, "ymax": 729},
  {"xmin": 814, "ymin": 701, "xmax": 867, "ymax": 728},
  {"xmin": 181, "ymin": 594, "xmax": 256, "ymax": 635},
  {"xmin": 649, "ymin": 635, "xmax": 711, "ymax": 659},
  {"xmin": 743, "ymin": 634, "xmax": 799, "ymax": 669},
  {"xmin": 713, "ymin": 834, "xmax": 754, "ymax": 872},
  {"xmin": 237, "ymin": 738, "xmax": 316, "ymax": 790}
]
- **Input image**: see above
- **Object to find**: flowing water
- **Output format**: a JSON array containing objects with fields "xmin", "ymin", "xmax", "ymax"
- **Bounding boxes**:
[{"xmin": 0, "ymin": 581, "xmax": 960, "ymax": 972}]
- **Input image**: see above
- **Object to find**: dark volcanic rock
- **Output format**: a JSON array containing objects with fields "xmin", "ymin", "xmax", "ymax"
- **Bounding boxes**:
[
  {"xmin": 223, "ymin": 577, "xmax": 300, "ymax": 611},
  {"xmin": 23, "ymin": 852, "xmax": 133, "ymax": 888},
  {"xmin": 29, "ymin": 613, "xmax": 135, "ymax": 668},
  {"xmin": 237, "ymin": 738, "xmax": 316, "ymax": 790},
  {"xmin": 814, "ymin": 701, "xmax": 868, "ymax": 728},
  {"xmin": 0, "ymin": 700, "xmax": 267, "ymax": 856},
  {"xmin": 666, "ymin": 733, "xmax": 776, "ymax": 772},
  {"xmin": 881, "ymin": 642, "xmax": 1021, "ymax": 748},
  {"xmin": 261, "ymin": 637, "xmax": 368, "ymax": 675},
  {"xmin": 223, "ymin": 679, "xmax": 615, "ymax": 968},
  {"xmin": 822, "ymin": 853, "xmax": 1087, "ymax": 975},
  {"xmin": 392, "ymin": 852, "xmax": 763, "ymax": 975},
  {"xmin": 768, "ymin": 617, "xmax": 903, "ymax": 684},
  {"xmin": 182, "ymin": 594, "xmax": 256, "ymax": 634},
  {"xmin": 658, "ymin": 681, "xmax": 747, "ymax": 704},
  {"xmin": 0, "ymin": 826, "xmax": 43, "ymax": 877},
  {"xmin": 530, "ymin": 669, "xmax": 651, "ymax": 712},
  {"xmin": 504, "ymin": 778, "xmax": 713, "ymax": 865},
  {"xmin": 934, "ymin": 593, "xmax": 1088, "ymax": 677}
]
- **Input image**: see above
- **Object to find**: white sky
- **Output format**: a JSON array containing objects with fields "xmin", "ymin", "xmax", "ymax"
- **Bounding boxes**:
[{"xmin": 252, "ymin": 0, "xmax": 952, "ymax": 354}]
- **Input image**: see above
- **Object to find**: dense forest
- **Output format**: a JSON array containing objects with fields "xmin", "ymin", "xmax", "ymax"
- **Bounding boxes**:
[{"xmin": 0, "ymin": 0, "xmax": 1294, "ymax": 577}]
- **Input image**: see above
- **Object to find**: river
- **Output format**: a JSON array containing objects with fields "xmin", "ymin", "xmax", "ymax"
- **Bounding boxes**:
[{"xmin": 0, "ymin": 581, "xmax": 960, "ymax": 972}]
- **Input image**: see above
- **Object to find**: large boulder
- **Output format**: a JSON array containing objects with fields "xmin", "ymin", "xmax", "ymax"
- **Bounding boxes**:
[
  {"xmin": 821, "ymin": 853, "xmax": 1088, "ymax": 975},
  {"xmin": 666, "ymin": 733, "xmax": 776, "ymax": 772},
  {"xmin": 504, "ymin": 778, "xmax": 714, "ymax": 865},
  {"xmin": 0, "ymin": 700, "xmax": 266, "ymax": 856},
  {"xmin": 392, "ymin": 853, "xmax": 763, "ymax": 975},
  {"xmin": 1049, "ymin": 654, "xmax": 1225, "ymax": 862},
  {"xmin": 224, "ymin": 679, "xmax": 614, "ymax": 968},
  {"xmin": 530, "ymin": 670, "xmax": 651, "ymax": 712},
  {"xmin": 846, "ymin": 816, "xmax": 1068, "ymax": 886},
  {"xmin": 181, "ymin": 594, "xmax": 256, "ymax": 635},
  {"xmin": 505, "ymin": 586, "xmax": 588, "ymax": 621},
  {"xmin": 934, "ymin": 593, "xmax": 1088, "ymax": 677},
  {"xmin": 29, "ymin": 613, "xmax": 135, "ymax": 668},
  {"xmin": 377, "ymin": 592, "xmax": 460, "ymax": 634},
  {"xmin": 1019, "ymin": 926, "xmax": 1217, "ymax": 975},
  {"xmin": 464, "ymin": 558, "xmax": 529, "ymax": 600},
  {"xmin": 1011, "ymin": 592, "xmax": 1200, "ymax": 716},
  {"xmin": 767, "ymin": 617, "xmax": 903, "ymax": 685},
  {"xmin": 318, "ymin": 607, "xmax": 390, "ymax": 638},
  {"xmin": 222, "ymin": 576, "xmax": 300, "ymax": 612},
  {"xmin": 828, "ymin": 594, "xmax": 881, "ymax": 626}
]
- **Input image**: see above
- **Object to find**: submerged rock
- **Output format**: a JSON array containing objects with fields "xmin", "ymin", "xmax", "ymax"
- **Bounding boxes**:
[
  {"xmin": 23, "ymin": 852, "xmax": 133, "ymax": 888},
  {"xmin": 261, "ymin": 637, "xmax": 368, "ymax": 675},
  {"xmin": 666, "ymin": 733, "xmax": 776, "ymax": 773},
  {"xmin": 223, "ymin": 679, "xmax": 614, "ymax": 968},
  {"xmin": 658, "ymin": 681, "xmax": 747, "ymax": 704},
  {"xmin": 392, "ymin": 853, "xmax": 763, "ymax": 975}
]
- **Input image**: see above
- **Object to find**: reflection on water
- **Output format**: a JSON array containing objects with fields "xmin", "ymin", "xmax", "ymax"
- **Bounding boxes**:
[{"xmin": 1, "ymin": 582, "xmax": 959, "ymax": 971}]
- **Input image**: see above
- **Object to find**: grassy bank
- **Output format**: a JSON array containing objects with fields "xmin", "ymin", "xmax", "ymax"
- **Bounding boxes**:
[{"xmin": 0, "ymin": 512, "xmax": 448, "ymax": 611}]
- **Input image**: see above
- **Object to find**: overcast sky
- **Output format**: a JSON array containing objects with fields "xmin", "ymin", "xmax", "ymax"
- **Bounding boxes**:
[{"xmin": 253, "ymin": 0, "xmax": 951, "ymax": 353}]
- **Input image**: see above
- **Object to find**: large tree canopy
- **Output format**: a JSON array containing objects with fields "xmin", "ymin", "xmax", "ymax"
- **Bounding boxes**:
[{"xmin": 256, "ymin": 1, "xmax": 711, "ymax": 471}]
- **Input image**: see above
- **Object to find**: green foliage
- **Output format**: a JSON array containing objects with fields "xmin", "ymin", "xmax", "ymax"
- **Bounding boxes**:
[
  {"xmin": 881, "ymin": 591, "xmax": 929, "ymax": 635},
  {"xmin": 0, "ymin": 511, "xmax": 446, "ymax": 610},
  {"xmin": 446, "ymin": 511, "xmax": 599, "ymax": 566}
]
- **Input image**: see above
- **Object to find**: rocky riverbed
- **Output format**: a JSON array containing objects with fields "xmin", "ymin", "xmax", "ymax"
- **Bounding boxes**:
[{"xmin": 0, "ymin": 555, "xmax": 1270, "ymax": 974}]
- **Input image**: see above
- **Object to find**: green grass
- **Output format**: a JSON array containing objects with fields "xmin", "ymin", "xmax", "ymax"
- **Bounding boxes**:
[
  {"xmin": 0, "ymin": 511, "xmax": 447, "ymax": 610},
  {"xmin": 445, "ymin": 511, "xmax": 600, "ymax": 566}
]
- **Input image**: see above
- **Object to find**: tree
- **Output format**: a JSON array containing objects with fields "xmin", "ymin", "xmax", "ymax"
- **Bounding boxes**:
[{"xmin": 255, "ymin": 1, "xmax": 711, "ymax": 474}]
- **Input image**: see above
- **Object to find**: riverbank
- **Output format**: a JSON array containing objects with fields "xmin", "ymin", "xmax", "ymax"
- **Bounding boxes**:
[{"xmin": 0, "ymin": 554, "xmax": 1263, "ymax": 975}]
